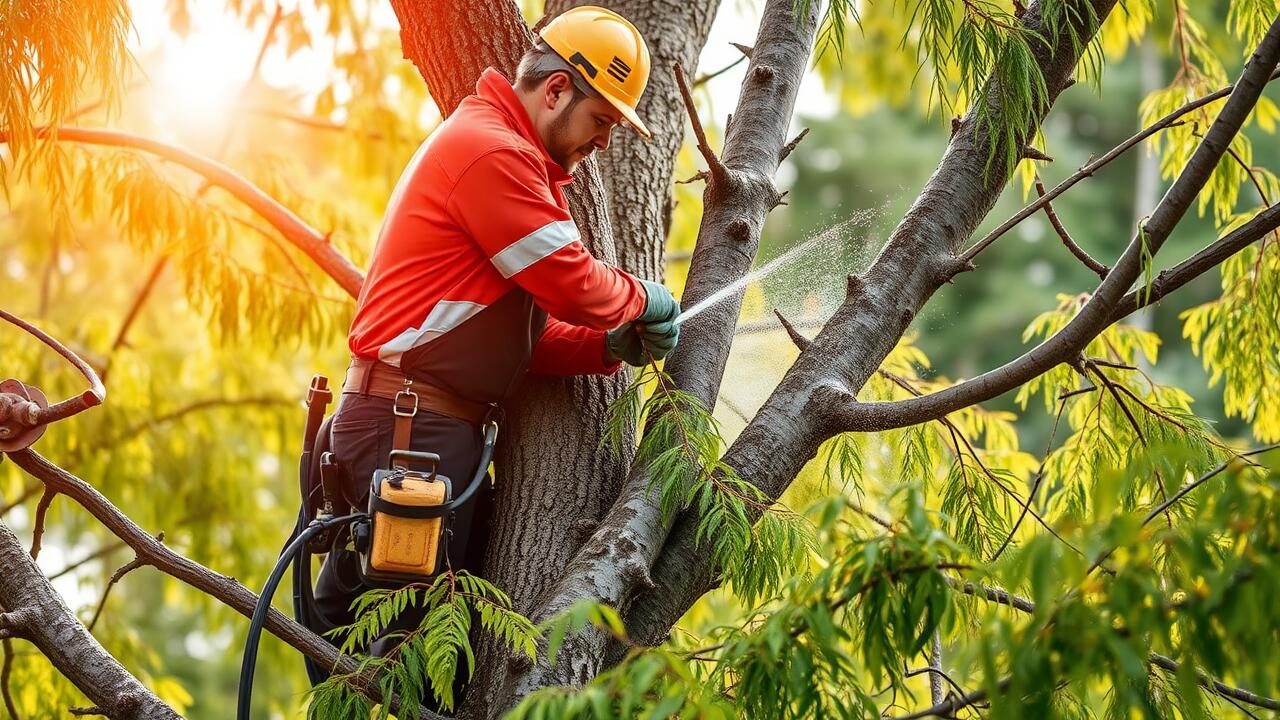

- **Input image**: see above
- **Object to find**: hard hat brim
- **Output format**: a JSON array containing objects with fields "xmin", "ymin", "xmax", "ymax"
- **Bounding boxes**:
[{"xmin": 599, "ymin": 87, "xmax": 651, "ymax": 139}]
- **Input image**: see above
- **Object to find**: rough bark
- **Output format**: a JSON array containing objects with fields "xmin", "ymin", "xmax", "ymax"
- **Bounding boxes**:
[
  {"xmin": 493, "ymin": 0, "xmax": 819, "ymax": 702},
  {"xmin": 623, "ymin": 0, "xmax": 1121, "ymax": 648},
  {"xmin": 0, "ymin": 520, "xmax": 179, "ymax": 719}
]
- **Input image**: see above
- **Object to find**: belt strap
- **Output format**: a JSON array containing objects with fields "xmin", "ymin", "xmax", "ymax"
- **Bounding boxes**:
[{"xmin": 343, "ymin": 358, "xmax": 493, "ymax": 434}]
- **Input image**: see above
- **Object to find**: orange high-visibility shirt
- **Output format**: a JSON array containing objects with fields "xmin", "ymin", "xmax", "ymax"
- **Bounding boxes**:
[{"xmin": 347, "ymin": 68, "xmax": 646, "ymax": 403}]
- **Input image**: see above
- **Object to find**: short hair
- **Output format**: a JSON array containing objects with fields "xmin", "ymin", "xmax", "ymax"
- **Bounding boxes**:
[{"xmin": 515, "ymin": 41, "xmax": 602, "ymax": 101}]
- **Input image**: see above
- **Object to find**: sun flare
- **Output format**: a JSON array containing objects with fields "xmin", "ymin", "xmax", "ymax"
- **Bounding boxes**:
[{"xmin": 147, "ymin": 17, "xmax": 257, "ymax": 139}]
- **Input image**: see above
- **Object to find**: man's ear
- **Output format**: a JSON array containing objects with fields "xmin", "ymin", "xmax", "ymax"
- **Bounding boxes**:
[{"xmin": 544, "ymin": 71, "xmax": 573, "ymax": 110}]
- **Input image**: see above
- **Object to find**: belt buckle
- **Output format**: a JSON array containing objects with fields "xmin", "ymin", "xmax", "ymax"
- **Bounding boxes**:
[{"xmin": 393, "ymin": 380, "xmax": 419, "ymax": 417}]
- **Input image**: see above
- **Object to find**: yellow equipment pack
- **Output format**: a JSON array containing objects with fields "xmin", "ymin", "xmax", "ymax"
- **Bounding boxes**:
[
  {"xmin": 360, "ymin": 450, "xmax": 454, "ymax": 582},
  {"xmin": 369, "ymin": 473, "xmax": 448, "ymax": 576}
]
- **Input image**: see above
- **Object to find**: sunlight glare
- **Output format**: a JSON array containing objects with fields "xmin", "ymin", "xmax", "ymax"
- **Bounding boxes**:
[{"xmin": 148, "ymin": 13, "xmax": 258, "ymax": 140}]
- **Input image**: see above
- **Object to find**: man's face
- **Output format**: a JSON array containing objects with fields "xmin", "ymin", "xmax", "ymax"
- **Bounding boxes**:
[{"xmin": 542, "ymin": 76, "xmax": 625, "ymax": 173}]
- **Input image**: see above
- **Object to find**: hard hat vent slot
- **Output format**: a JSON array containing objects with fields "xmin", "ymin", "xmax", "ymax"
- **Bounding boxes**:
[
  {"xmin": 569, "ymin": 52, "xmax": 598, "ymax": 79},
  {"xmin": 607, "ymin": 57, "xmax": 632, "ymax": 83}
]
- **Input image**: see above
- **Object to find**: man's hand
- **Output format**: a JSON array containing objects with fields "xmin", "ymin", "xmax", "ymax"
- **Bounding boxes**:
[
  {"xmin": 606, "ymin": 280, "xmax": 681, "ymax": 366},
  {"xmin": 638, "ymin": 280, "xmax": 680, "ymax": 325},
  {"xmin": 605, "ymin": 323, "xmax": 645, "ymax": 366},
  {"xmin": 605, "ymin": 320, "xmax": 679, "ymax": 366}
]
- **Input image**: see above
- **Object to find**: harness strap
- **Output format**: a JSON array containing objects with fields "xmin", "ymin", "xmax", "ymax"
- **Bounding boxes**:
[{"xmin": 369, "ymin": 493, "xmax": 454, "ymax": 519}]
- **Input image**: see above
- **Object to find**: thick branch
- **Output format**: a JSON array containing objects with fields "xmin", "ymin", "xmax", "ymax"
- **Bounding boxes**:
[
  {"xmin": 1109, "ymin": 202, "xmax": 1280, "ymax": 319},
  {"xmin": 832, "ymin": 198, "xmax": 1280, "ymax": 434},
  {"xmin": 512, "ymin": 0, "xmax": 821, "ymax": 694},
  {"xmin": 0, "ymin": 127, "xmax": 364, "ymax": 298},
  {"xmin": 0, "ymin": 522, "xmax": 178, "ymax": 718},
  {"xmin": 625, "ymin": 0, "xmax": 1121, "ymax": 649}
]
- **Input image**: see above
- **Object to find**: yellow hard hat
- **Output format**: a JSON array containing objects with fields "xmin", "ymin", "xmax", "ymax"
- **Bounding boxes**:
[{"xmin": 538, "ymin": 5, "xmax": 652, "ymax": 139}]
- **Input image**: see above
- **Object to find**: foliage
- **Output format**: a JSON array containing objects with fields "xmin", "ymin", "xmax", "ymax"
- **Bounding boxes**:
[
  {"xmin": 607, "ymin": 364, "xmax": 816, "ymax": 604},
  {"xmin": 0, "ymin": 0, "xmax": 130, "ymax": 165},
  {"xmin": 509, "ymin": 430, "xmax": 1280, "ymax": 720},
  {"xmin": 1182, "ymin": 206, "xmax": 1280, "ymax": 442},
  {"xmin": 308, "ymin": 571, "xmax": 538, "ymax": 717}
]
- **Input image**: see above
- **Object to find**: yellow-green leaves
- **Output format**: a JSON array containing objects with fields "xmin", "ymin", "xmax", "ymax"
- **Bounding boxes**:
[{"xmin": 1181, "ymin": 209, "xmax": 1280, "ymax": 441}]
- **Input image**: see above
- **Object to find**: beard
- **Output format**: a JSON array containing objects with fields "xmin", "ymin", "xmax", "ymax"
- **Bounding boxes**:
[{"xmin": 547, "ymin": 109, "xmax": 592, "ymax": 173}]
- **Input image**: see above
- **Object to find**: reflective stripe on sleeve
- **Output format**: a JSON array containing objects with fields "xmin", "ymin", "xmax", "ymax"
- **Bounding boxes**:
[
  {"xmin": 489, "ymin": 219, "xmax": 579, "ymax": 278},
  {"xmin": 377, "ymin": 300, "xmax": 487, "ymax": 367}
]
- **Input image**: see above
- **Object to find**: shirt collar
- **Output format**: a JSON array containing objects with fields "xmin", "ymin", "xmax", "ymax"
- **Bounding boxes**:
[{"xmin": 475, "ymin": 68, "xmax": 574, "ymax": 186}]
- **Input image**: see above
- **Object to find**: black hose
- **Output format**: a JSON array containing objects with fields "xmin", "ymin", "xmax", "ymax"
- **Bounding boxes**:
[
  {"xmin": 237, "ymin": 513, "xmax": 362, "ymax": 720},
  {"xmin": 433, "ymin": 421, "xmax": 499, "ymax": 515}
]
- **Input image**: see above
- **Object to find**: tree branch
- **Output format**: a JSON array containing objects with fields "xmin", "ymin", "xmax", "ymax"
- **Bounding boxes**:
[
  {"xmin": 100, "ymin": 256, "xmax": 169, "ymax": 382},
  {"xmin": 1, "ymin": 638, "xmax": 18, "ymax": 719},
  {"xmin": 48, "ymin": 539, "xmax": 128, "ymax": 581},
  {"xmin": 0, "ymin": 522, "xmax": 179, "ymax": 718},
  {"xmin": 0, "ymin": 308, "xmax": 105, "ymax": 428},
  {"xmin": 1035, "ymin": 176, "xmax": 1109, "ymax": 278},
  {"xmin": 515, "ymin": 0, "xmax": 821, "ymax": 692},
  {"xmin": 627, "ymin": 0, "xmax": 1122, "ymax": 650},
  {"xmin": 774, "ymin": 308, "xmax": 811, "ymax": 350},
  {"xmin": 28, "ymin": 487, "xmax": 56, "ymax": 560},
  {"xmin": 961, "ymin": 67, "xmax": 1280, "ymax": 264},
  {"xmin": 693, "ymin": 52, "xmax": 747, "ymax": 87},
  {"xmin": 87, "ymin": 556, "xmax": 147, "ymax": 632},
  {"xmin": 878, "ymin": 369, "xmax": 1081, "ymax": 556},
  {"xmin": 948, "ymin": 574, "xmax": 1280, "ymax": 714},
  {"xmin": 823, "ymin": 23, "xmax": 1280, "ymax": 433},
  {"xmin": 0, "ymin": 127, "xmax": 364, "ymax": 297},
  {"xmin": 1109, "ymin": 202, "xmax": 1280, "ymax": 320},
  {"xmin": 2, "ymin": 449, "xmax": 436, "ymax": 717},
  {"xmin": 673, "ymin": 62, "xmax": 727, "ymax": 181}
]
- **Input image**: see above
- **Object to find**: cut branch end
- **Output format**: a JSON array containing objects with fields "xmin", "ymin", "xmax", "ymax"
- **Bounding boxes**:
[
  {"xmin": 727, "ymin": 218, "xmax": 751, "ymax": 242},
  {"xmin": 774, "ymin": 309, "xmax": 811, "ymax": 350},
  {"xmin": 779, "ymin": 127, "xmax": 810, "ymax": 162},
  {"xmin": 1022, "ymin": 146, "xmax": 1053, "ymax": 162},
  {"xmin": 673, "ymin": 62, "xmax": 726, "ymax": 181}
]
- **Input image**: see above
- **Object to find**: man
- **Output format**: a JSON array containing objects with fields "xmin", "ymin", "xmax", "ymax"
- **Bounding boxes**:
[{"xmin": 307, "ymin": 5, "xmax": 680, "ymax": 669}]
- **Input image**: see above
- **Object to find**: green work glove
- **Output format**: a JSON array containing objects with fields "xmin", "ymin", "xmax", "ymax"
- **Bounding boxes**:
[
  {"xmin": 605, "ymin": 324, "xmax": 646, "ymax": 366},
  {"xmin": 605, "ymin": 321, "xmax": 680, "ymax": 366},
  {"xmin": 637, "ymin": 316, "xmax": 679, "ymax": 357},
  {"xmin": 607, "ymin": 280, "xmax": 681, "ymax": 366},
  {"xmin": 638, "ymin": 280, "xmax": 680, "ymax": 325}
]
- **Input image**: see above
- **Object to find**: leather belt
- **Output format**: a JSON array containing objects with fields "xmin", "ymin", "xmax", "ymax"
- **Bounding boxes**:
[{"xmin": 342, "ymin": 359, "xmax": 493, "ymax": 443}]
